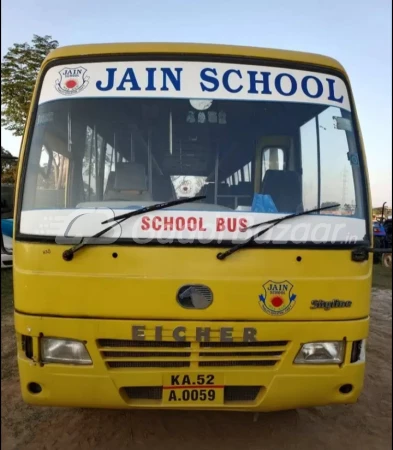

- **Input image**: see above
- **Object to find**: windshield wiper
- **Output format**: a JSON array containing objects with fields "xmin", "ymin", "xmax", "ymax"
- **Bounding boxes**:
[
  {"xmin": 62, "ymin": 195, "xmax": 206, "ymax": 261},
  {"xmin": 216, "ymin": 203, "xmax": 341, "ymax": 261}
]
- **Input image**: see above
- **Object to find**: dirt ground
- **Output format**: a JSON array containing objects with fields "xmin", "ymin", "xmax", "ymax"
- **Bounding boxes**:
[{"xmin": 1, "ymin": 268, "xmax": 392, "ymax": 450}]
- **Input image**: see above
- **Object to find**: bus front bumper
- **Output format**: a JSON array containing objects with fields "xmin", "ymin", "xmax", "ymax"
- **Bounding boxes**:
[{"xmin": 15, "ymin": 313, "xmax": 368, "ymax": 412}]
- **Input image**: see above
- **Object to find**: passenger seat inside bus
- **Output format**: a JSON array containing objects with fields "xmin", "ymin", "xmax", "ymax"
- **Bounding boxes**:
[
  {"xmin": 104, "ymin": 163, "xmax": 153, "ymax": 202},
  {"xmin": 152, "ymin": 175, "xmax": 176, "ymax": 201},
  {"xmin": 204, "ymin": 182, "xmax": 234, "ymax": 208},
  {"xmin": 230, "ymin": 182, "xmax": 253, "ymax": 206},
  {"xmin": 260, "ymin": 169, "xmax": 303, "ymax": 213}
]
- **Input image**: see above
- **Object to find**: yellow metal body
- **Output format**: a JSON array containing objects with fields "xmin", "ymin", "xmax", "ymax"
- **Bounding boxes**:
[{"xmin": 13, "ymin": 43, "xmax": 372, "ymax": 411}]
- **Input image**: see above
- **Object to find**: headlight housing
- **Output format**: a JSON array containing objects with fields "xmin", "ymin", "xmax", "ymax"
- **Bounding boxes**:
[
  {"xmin": 41, "ymin": 338, "xmax": 92, "ymax": 365},
  {"xmin": 294, "ymin": 341, "xmax": 345, "ymax": 364}
]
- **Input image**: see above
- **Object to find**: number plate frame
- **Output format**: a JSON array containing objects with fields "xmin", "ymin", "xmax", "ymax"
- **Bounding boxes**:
[{"xmin": 163, "ymin": 373, "xmax": 224, "ymax": 406}]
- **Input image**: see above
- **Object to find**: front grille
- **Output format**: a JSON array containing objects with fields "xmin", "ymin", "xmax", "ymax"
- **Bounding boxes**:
[
  {"xmin": 199, "ymin": 351, "xmax": 283, "ymax": 357},
  {"xmin": 108, "ymin": 361, "xmax": 190, "ymax": 368},
  {"xmin": 124, "ymin": 387, "xmax": 163, "ymax": 400},
  {"xmin": 224, "ymin": 386, "xmax": 261, "ymax": 402},
  {"xmin": 98, "ymin": 339, "xmax": 190, "ymax": 348},
  {"xmin": 197, "ymin": 340, "xmax": 286, "ymax": 368},
  {"xmin": 199, "ymin": 360, "xmax": 277, "ymax": 367},
  {"xmin": 122, "ymin": 386, "xmax": 261, "ymax": 402},
  {"xmin": 98, "ymin": 338, "xmax": 288, "ymax": 369},
  {"xmin": 200, "ymin": 341, "xmax": 288, "ymax": 348},
  {"xmin": 103, "ymin": 351, "xmax": 191, "ymax": 358}
]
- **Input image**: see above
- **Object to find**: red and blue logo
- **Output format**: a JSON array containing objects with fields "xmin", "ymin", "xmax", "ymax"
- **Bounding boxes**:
[
  {"xmin": 55, "ymin": 66, "xmax": 90, "ymax": 96},
  {"xmin": 259, "ymin": 280, "xmax": 297, "ymax": 316}
]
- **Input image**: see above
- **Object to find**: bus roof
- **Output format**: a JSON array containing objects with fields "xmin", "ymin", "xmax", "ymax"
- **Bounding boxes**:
[{"xmin": 44, "ymin": 42, "xmax": 347, "ymax": 75}]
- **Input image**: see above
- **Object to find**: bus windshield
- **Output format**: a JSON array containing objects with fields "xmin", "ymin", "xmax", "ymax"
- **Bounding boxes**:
[{"xmin": 19, "ymin": 60, "xmax": 367, "ymax": 245}]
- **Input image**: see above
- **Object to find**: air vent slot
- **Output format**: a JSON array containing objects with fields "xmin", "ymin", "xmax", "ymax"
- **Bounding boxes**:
[
  {"xmin": 224, "ymin": 386, "xmax": 261, "ymax": 402},
  {"xmin": 21, "ymin": 335, "xmax": 33, "ymax": 359}
]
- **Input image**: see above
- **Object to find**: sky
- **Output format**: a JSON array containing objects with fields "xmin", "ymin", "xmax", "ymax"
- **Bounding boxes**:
[{"xmin": 1, "ymin": 0, "xmax": 391, "ymax": 207}]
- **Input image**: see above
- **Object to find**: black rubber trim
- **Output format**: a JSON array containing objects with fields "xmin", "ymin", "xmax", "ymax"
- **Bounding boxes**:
[
  {"xmin": 13, "ymin": 308, "xmax": 370, "ymax": 322},
  {"xmin": 12, "ymin": 236, "xmax": 368, "ymax": 250}
]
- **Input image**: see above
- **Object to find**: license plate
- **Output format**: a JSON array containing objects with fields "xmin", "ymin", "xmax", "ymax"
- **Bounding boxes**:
[{"xmin": 163, "ymin": 373, "xmax": 224, "ymax": 405}]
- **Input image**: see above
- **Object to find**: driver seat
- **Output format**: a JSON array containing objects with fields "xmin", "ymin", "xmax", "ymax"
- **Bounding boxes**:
[{"xmin": 104, "ymin": 163, "xmax": 153, "ymax": 202}]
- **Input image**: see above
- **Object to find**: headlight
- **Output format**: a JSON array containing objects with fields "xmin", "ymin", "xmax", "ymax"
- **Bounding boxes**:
[
  {"xmin": 41, "ymin": 338, "xmax": 92, "ymax": 365},
  {"xmin": 294, "ymin": 341, "xmax": 345, "ymax": 364}
]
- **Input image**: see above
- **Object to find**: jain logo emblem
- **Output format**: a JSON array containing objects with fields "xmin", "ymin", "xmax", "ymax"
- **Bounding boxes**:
[
  {"xmin": 55, "ymin": 66, "xmax": 90, "ymax": 96},
  {"xmin": 259, "ymin": 280, "xmax": 297, "ymax": 316}
]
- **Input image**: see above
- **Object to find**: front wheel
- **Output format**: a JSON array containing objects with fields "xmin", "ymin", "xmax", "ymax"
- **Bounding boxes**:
[
  {"xmin": 373, "ymin": 236, "xmax": 383, "ymax": 264},
  {"xmin": 382, "ymin": 253, "xmax": 392, "ymax": 269}
]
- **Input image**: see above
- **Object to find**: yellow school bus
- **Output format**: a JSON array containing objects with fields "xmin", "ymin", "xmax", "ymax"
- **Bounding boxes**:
[{"xmin": 12, "ymin": 43, "xmax": 372, "ymax": 411}]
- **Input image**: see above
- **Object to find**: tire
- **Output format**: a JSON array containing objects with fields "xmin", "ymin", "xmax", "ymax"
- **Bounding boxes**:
[
  {"xmin": 373, "ymin": 236, "xmax": 382, "ymax": 264},
  {"xmin": 382, "ymin": 253, "xmax": 392, "ymax": 269}
]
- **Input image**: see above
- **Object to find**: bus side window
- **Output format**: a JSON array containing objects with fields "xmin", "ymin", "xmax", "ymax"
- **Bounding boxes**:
[
  {"xmin": 318, "ymin": 107, "xmax": 357, "ymax": 215},
  {"xmin": 300, "ymin": 118, "xmax": 318, "ymax": 211},
  {"xmin": 34, "ymin": 135, "xmax": 70, "ymax": 209},
  {"xmin": 82, "ymin": 127, "xmax": 111, "ymax": 202}
]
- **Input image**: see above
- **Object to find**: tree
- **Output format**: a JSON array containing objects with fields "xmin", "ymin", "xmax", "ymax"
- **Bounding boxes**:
[
  {"xmin": 315, "ymin": 201, "xmax": 341, "ymax": 215},
  {"xmin": 1, "ymin": 35, "xmax": 59, "ymax": 136},
  {"xmin": 1, "ymin": 146, "xmax": 13, "ymax": 171},
  {"xmin": 373, "ymin": 206, "xmax": 392, "ymax": 219},
  {"xmin": 321, "ymin": 201, "xmax": 340, "ymax": 210},
  {"xmin": 343, "ymin": 203, "xmax": 354, "ymax": 215},
  {"xmin": 1, "ymin": 146, "xmax": 18, "ymax": 184}
]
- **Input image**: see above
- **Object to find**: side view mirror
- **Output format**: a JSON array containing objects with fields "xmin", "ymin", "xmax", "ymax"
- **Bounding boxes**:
[{"xmin": 1, "ymin": 226, "xmax": 12, "ymax": 256}]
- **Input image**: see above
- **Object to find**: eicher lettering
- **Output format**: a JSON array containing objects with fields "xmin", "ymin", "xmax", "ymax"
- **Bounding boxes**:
[
  {"xmin": 95, "ymin": 65, "xmax": 344, "ymax": 104},
  {"xmin": 131, "ymin": 325, "xmax": 259, "ymax": 342}
]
